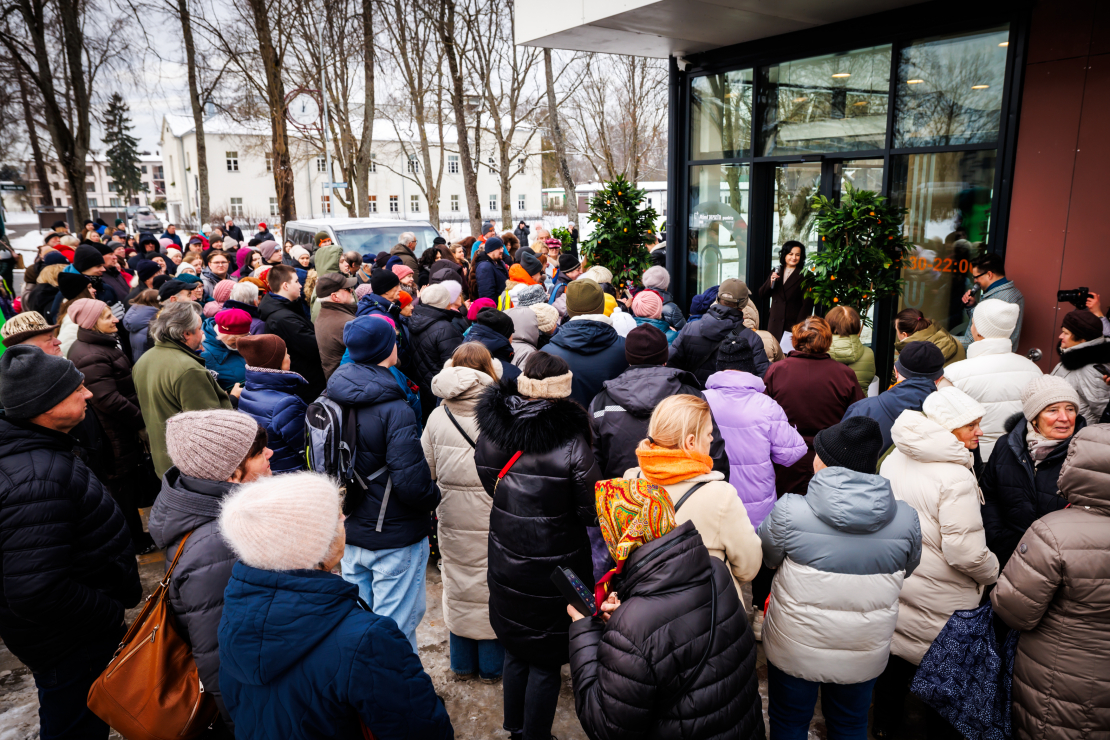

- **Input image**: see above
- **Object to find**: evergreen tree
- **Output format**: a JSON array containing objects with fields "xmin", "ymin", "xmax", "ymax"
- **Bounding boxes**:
[
  {"xmin": 102, "ymin": 93, "xmax": 144, "ymax": 204},
  {"xmin": 581, "ymin": 175, "xmax": 659, "ymax": 289}
]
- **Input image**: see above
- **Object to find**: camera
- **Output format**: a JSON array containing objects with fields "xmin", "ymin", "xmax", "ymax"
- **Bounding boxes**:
[{"xmin": 1057, "ymin": 287, "xmax": 1090, "ymax": 308}]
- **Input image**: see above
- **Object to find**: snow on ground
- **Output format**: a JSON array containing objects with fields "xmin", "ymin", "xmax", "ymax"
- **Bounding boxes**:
[{"xmin": 2, "ymin": 212, "xmax": 41, "ymax": 226}]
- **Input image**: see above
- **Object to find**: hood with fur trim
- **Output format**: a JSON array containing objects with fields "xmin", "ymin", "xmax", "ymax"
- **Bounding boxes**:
[
  {"xmin": 476, "ymin": 379, "xmax": 591, "ymax": 454},
  {"xmin": 1058, "ymin": 336, "xmax": 1110, "ymax": 371}
]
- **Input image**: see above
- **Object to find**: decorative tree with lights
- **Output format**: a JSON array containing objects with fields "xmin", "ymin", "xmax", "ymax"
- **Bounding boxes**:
[
  {"xmin": 582, "ymin": 175, "xmax": 659, "ymax": 288},
  {"xmin": 805, "ymin": 184, "xmax": 907, "ymax": 322}
]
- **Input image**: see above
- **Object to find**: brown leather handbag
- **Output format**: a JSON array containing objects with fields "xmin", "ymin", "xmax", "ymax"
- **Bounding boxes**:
[{"xmin": 87, "ymin": 532, "xmax": 219, "ymax": 740}]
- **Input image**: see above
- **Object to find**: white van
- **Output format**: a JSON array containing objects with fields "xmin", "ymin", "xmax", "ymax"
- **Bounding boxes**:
[{"xmin": 283, "ymin": 218, "xmax": 441, "ymax": 259}]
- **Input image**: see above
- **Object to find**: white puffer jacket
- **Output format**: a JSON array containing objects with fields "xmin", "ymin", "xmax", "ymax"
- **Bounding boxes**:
[
  {"xmin": 421, "ymin": 364, "xmax": 498, "ymax": 640},
  {"xmin": 880, "ymin": 410, "xmax": 1000, "ymax": 665},
  {"xmin": 943, "ymin": 338, "xmax": 1042, "ymax": 460}
]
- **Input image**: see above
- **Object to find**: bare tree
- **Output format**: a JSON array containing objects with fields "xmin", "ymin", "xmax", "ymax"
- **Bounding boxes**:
[
  {"xmin": 14, "ymin": 61, "xmax": 51, "ymax": 206},
  {"xmin": 544, "ymin": 48, "xmax": 578, "ymax": 225}
]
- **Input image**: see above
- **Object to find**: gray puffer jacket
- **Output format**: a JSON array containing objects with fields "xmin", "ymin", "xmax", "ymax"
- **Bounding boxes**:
[
  {"xmin": 758, "ymin": 467, "xmax": 922, "ymax": 684},
  {"xmin": 147, "ymin": 468, "xmax": 238, "ymax": 728}
]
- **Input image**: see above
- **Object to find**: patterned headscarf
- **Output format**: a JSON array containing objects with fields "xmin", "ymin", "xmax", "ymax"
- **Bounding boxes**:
[{"xmin": 594, "ymin": 478, "xmax": 676, "ymax": 606}]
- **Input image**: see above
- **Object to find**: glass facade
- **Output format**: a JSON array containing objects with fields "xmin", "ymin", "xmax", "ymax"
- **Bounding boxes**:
[{"xmin": 683, "ymin": 23, "xmax": 1013, "ymax": 347}]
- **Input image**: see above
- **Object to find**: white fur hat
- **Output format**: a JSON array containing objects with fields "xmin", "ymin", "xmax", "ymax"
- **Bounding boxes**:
[
  {"xmin": 923, "ymin": 386, "xmax": 987, "ymax": 431},
  {"xmin": 972, "ymin": 299, "xmax": 1019, "ymax": 340},
  {"xmin": 219, "ymin": 472, "xmax": 343, "ymax": 571}
]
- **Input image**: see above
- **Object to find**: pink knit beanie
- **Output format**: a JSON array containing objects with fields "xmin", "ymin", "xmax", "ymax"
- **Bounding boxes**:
[
  {"xmin": 68, "ymin": 298, "xmax": 108, "ymax": 330},
  {"xmin": 632, "ymin": 290, "xmax": 663, "ymax": 319},
  {"xmin": 166, "ymin": 410, "xmax": 260, "ymax": 481},
  {"xmin": 213, "ymin": 279, "xmax": 236, "ymax": 304},
  {"xmin": 392, "ymin": 265, "xmax": 414, "ymax": 280}
]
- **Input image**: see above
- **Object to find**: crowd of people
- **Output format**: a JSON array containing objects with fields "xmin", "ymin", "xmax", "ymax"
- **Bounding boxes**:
[{"xmin": 1, "ymin": 216, "xmax": 1108, "ymax": 740}]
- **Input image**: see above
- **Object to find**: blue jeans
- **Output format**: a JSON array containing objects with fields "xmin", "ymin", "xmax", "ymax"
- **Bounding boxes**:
[
  {"xmin": 767, "ymin": 662, "xmax": 878, "ymax": 740},
  {"xmin": 33, "ymin": 630, "xmax": 120, "ymax": 740},
  {"xmin": 449, "ymin": 633, "xmax": 504, "ymax": 679},
  {"xmin": 341, "ymin": 538, "xmax": 429, "ymax": 654}
]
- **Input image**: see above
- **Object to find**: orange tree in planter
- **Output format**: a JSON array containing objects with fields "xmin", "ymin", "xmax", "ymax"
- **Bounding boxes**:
[
  {"xmin": 581, "ymin": 175, "xmax": 659, "ymax": 288},
  {"xmin": 805, "ymin": 183, "xmax": 907, "ymax": 323}
]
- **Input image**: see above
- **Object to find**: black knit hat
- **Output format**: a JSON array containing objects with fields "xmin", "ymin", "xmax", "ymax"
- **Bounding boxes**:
[
  {"xmin": 814, "ymin": 417, "xmax": 883, "ymax": 474},
  {"xmin": 369, "ymin": 268, "xmax": 400, "ymax": 295},
  {"xmin": 1061, "ymin": 309, "xmax": 1102, "ymax": 343},
  {"xmin": 717, "ymin": 330, "xmax": 757, "ymax": 373},
  {"xmin": 518, "ymin": 248, "xmax": 543, "ymax": 277},
  {"xmin": 72, "ymin": 245, "xmax": 105, "ymax": 273},
  {"xmin": 895, "ymin": 341, "xmax": 945, "ymax": 381},
  {"xmin": 558, "ymin": 253, "xmax": 580, "ymax": 273},
  {"xmin": 625, "ymin": 324, "xmax": 669, "ymax": 365},
  {"xmin": 475, "ymin": 308, "xmax": 514, "ymax": 340},
  {"xmin": 58, "ymin": 272, "xmax": 92, "ymax": 301},
  {"xmin": 0, "ymin": 345, "xmax": 84, "ymax": 420}
]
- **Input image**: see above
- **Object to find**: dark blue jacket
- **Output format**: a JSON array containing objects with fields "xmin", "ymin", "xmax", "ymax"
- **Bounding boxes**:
[
  {"xmin": 219, "ymin": 564, "xmax": 453, "ymax": 740},
  {"xmin": 355, "ymin": 293, "xmax": 411, "ymax": 364},
  {"xmin": 0, "ymin": 418, "xmax": 141, "ymax": 671},
  {"xmin": 475, "ymin": 255, "xmax": 508, "ymax": 301},
  {"xmin": 842, "ymin": 374, "xmax": 937, "ymax": 451},
  {"xmin": 238, "ymin": 367, "xmax": 308, "ymax": 473},
  {"xmin": 326, "ymin": 362, "xmax": 439, "ymax": 551},
  {"xmin": 464, "ymin": 324, "xmax": 521, "ymax": 381},
  {"xmin": 544, "ymin": 319, "xmax": 628, "ymax": 409},
  {"xmin": 201, "ymin": 318, "xmax": 246, "ymax": 392},
  {"xmin": 668, "ymin": 303, "xmax": 768, "ymax": 386},
  {"xmin": 160, "ymin": 231, "xmax": 183, "ymax": 248}
]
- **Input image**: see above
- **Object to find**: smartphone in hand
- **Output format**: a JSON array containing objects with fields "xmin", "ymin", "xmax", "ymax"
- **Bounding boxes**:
[{"xmin": 550, "ymin": 566, "xmax": 597, "ymax": 617}]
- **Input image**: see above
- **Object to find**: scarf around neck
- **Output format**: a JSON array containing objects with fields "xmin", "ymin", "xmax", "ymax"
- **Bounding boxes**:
[
  {"xmin": 635, "ymin": 443, "xmax": 714, "ymax": 486},
  {"xmin": 593, "ymin": 478, "xmax": 676, "ymax": 608},
  {"xmin": 1026, "ymin": 421, "xmax": 1065, "ymax": 466}
]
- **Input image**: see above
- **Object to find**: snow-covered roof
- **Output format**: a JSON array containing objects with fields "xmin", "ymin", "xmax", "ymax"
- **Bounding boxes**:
[{"xmin": 161, "ymin": 112, "xmax": 470, "ymax": 148}]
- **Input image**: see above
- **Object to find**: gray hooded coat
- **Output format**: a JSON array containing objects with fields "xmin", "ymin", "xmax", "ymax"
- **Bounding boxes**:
[
  {"xmin": 505, "ymin": 306, "xmax": 539, "ymax": 369},
  {"xmin": 758, "ymin": 467, "xmax": 922, "ymax": 684},
  {"xmin": 147, "ymin": 468, "xmax": 238, "ymax": 728}
]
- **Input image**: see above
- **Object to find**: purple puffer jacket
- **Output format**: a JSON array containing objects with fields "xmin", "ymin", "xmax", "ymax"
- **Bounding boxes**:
[{"xmin": 702, "ymin": 370, "xmax": 808, "ymax": 527}]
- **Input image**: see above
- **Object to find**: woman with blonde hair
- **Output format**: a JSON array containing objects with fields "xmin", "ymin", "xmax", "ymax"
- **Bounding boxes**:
[
  {"xmin": 422, "ymin": 342, "xmax": 503, "ymax": 682},
  {"xmin": 624, "ymin": 394, "xmax": 762, "ymax": 595},
  {"xmin": 826, "ymin": 305, "xmax": 875, "ymax": 394}
]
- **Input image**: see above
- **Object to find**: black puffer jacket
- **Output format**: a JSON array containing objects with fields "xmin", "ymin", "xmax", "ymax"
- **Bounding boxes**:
[
  {"xmin": 258, "ymin": 293, "xmax": 326, "ymax": 402},
  {"xmin": 588, "ymin": 365, "xmax": 728, "ymax": 479},
  {"xmin": 569, "ymin": 522, "xmax": 764, "ymax": 740},
  {"xmin": 980, "ymin": 412, "xmax": 1087, "ymax": 569},
  {"xmin": 475, "ymin": 380, "xmax": 600, "ymax": 667},
  {"xmin": 408, "ymin": 303, "xmax": 465, "ymax": 392},
  {"xmin": 668, "ymin": 304, "xmax": 768, "ymax": 386},
  {"xmin": 147, "ymin": 468, "xmax": 237, "ymax": 727},
  {"xmin": 0, "ymin": 417, "xmax": 141, "ymax": 671}
]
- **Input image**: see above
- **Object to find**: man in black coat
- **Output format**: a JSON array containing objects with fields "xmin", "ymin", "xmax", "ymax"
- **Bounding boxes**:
[
  {"xmin": 669, "ymin": 278, "xmax": 768, "ymax": 386},
  {"xmin": 0, "ymin": 346, "xmax": 142, "ymax": 739},
  {"xmin": 258, "ymin": 265, "xmax": 326, "ymax": 402},
  {"xmin": 407, "ymin": 283, "xmax": 464, "ymax": 421},
  {"xmin": 589, "ymin": 325, "xmax": 728, "ymax": 479},
  {"xmin": 224, "ymin": 217, "xmax": 245, "ymax": 244}
]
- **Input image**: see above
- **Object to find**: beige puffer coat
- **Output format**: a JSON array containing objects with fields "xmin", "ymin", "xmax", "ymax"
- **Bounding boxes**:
[
  {"xmin": 742, "ymin": 303, "xmax": 784, "ymax": 364},
  {"xmin": 623, "ymin": 468, "xmax": 762, "ymax": 595},
  {"xmin": 879, "ymin": 409, "xmax": 999, "ymax": 664},
  {"xmin": 421, "ymin": 364, "xmax": 498, "ymax": 640},
  {"xmin": 992, "ymin": 425, "xmax": 1110, "ymax": 740}
]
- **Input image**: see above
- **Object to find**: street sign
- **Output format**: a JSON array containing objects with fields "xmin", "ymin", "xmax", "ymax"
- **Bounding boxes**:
[
  {"xmin": 0, "ymin": 183, "xmax": 26, "ymax": 191},
  {"xmin": 325, "ymin": 182, "xmax": 348, "ymax": 189}
]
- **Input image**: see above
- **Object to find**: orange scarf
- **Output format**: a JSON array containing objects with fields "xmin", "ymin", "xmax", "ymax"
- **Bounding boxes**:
[
  {"xmin": 635, "ymin": 443, "xmax": 713, "ymax": 486},
  {"xmin": 508, "ymin": 263, "xmax": 537, "ymax": 286}
]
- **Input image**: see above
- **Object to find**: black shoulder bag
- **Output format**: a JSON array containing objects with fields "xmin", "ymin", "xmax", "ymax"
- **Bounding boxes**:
[{"xmin": 443, "ymin": 407, "xmax": 476, "ymax": 449}]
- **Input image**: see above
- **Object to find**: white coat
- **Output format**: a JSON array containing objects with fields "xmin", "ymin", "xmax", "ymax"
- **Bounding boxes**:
[
  {"xmin": 880, "ymin": 410, "xmax": 1000, "ymax": 665},
  {"xmin": 943, "ymin": 337, "xmax": 1042, "ymax": 460}
]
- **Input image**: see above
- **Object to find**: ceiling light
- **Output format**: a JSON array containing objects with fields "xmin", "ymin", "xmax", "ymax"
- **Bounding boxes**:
[
  {"xmin": 998, "ymin": 41, "xmax": 1009, "ymax": 47},
  {"xmin": 831, "ymin": 72, "xmax": 851, "ymax": 78},
  {"xmin": 971, "ymin": 84, "xmax": 990, "ymax": 89},
  {"xmin": 907, "ymin": 79, "xmax": 924, "ymax": 84}
]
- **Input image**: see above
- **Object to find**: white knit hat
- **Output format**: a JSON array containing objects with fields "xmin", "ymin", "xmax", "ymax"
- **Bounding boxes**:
[
  {"xmin": 972, "ymin": 299, "xmax": 1019, "ymax": 340},
  {"xmin": 922, "ymin": 386, "xmax": 986, "ymax": 431},
  {"xmin": 583, "ymin": 265, "xmax": 613, "ymax": 285},
  {"xmin": 421, "ymin": 283, "xmax": 450, "ymax": 309},
  {"xmin": 1020, "ymin": 375, "xmax": 1080, "ymax": 421},
  {"xmin": 642, "ymin": 265, "xmax": 670, "ymax": 291},
  {"xmin": 219, "ymin": 472, "xmax": 343, "ymax": 571}
]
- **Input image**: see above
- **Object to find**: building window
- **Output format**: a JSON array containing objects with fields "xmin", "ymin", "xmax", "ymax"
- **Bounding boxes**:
[
  {"xmin": 448, "ymin": 155, "xmax": 459, "ymax": 174},
  {"xmin": 317, "ymin": 155, "xmax": 327, "ymax": 173},
  {"xmin": 108, "ymin": 182, "xmax": 116, "ymax": 192},
  {"xmin": 408, "ymin": 155, "xmax": 420, "ymax": 174},
  {"xmin": 153, "ymin": 165, "xmax": 163, "ymax": 179},
  {"xmin": 489, "ymin": 194, "xmax": 497, "ymax": 210},
  {"xmin": 110, "ymin": 197, "xmax": 120, "ymax": 207},
  {"xmin": 265, "ymin": 153, "xmax": 273, "ymax": 172},
  {"xmin": 269, "ymin": 197, "xmax": 279, "ymax": 216},
  {"xmin": 89, "ymin": 198, "xmax": 98, "ymax": 208},
  {"xmin": 369, "ymin": 154, "xmax": 376, "ymax": 173},
  {"xmin": 450, "ymin": 194, "xmax": 459, "ymax": 212},
  {"xmin": 56, "ymin": 197, "xmax": 62, "ymax": 206},
  {"xmin": 141, "ymin": 165, "xmax": 148, "ymax": 174},
  {"xmin": 368, "ymin": 195, "xmax": 377, "ymax": 213},
  {"xmin": 648, "ymin": 197, "xmax": 654, "ymax": 207},
  {"xmin": 321, "ymin": 195, "xmax": 331, "ymax": 214},
  {"xmin": 518, "ymin": 157, "xmax": 525, "ymax": 167},
  {"xmin": 410, "ymin": 194, "xmax": 420, "ymax": 212},
  {"xmin": 85, "ymin": 166, "xmax": 92, "ymax": 176},
  {"xmin": 389, "ymin": 195, "xmax": 399, "ymax": 213},
  {"xmin": 230, "ymin": 197, "xmax": 244, "ymax": 217},
  {"xmin": 226, "ymin": 151, "xmax": 239, "ymax": 172},
  {"xmin": 517, "ymin": 194, "xmax": 525, "ymax": 210},
  {"xmin": 85, "ymin": 182, "xmax": 95, "ymax": 192}
]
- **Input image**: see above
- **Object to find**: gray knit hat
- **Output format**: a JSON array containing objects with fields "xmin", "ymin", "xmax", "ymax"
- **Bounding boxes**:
[
  {"xmin": 514, "ymin": 283, "xmax": 547, "ymax": 308},
  {"xmin": 0, "ymin": 345, "xmax": 84, "ymax": 419},
  {"xmin": 166, "ymin": 410, "xmax": 262, "ymax": 481},
  {"xmin": 1020, "ymin": 375, "xmax": 1081, "ymax": 422}
]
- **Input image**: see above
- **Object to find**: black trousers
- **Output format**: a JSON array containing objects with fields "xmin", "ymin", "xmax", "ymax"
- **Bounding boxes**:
[
  {"xmin": 502, "ymin": 649, "xmax": 561, "ymax": 740},
  {"xmin": 752, "ymin": 562, "xmax": 776, "ymax": 610},
  {"xmin": 872, "ymin": 655, "xmax": 962, "ymax": 739}
]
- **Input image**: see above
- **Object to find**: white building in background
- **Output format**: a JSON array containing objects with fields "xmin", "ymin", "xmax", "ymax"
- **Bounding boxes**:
[
  {"xmin": 542, "ymin": 181, "xmax": 669, "ymax": 238},
  {"xmin": 160, "ymin": 113, "xmax": 543, "ymax": 234},
  {"xmin": 22, "ymin": 151, "xmax": 166, "ymax": 210}
]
